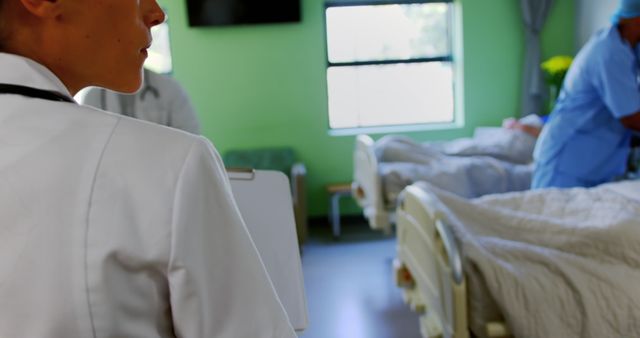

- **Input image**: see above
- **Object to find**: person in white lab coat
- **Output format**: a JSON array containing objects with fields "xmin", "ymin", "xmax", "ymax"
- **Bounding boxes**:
[
  {"xmin": 81, "ymin": 68, "xmax": 202, "ymax": 134},
  {"xmin": 0, "ymin": 0, "xmax": 295, "ymax": 337}
]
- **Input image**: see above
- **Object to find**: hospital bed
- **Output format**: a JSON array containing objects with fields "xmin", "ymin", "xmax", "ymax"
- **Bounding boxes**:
[
  {"xmin": 393, "ymin": 184, "xmax": 507, "ymax": 338},
  {"xmin": 392, "ymin": 180, "xmax": 640, "ymax": 338},
  {"xmin": 352, "ymin": 134, "xmax": 391, "ymax": 232},
  {"xmin": 352, "ymin": 134, "xmax": 534, "ymax": 233}
]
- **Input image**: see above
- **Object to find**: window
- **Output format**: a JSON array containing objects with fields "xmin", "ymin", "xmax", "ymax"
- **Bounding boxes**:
[{"xmin": 325, "ymin": 0, "xmax": 454, "ymax": 130}]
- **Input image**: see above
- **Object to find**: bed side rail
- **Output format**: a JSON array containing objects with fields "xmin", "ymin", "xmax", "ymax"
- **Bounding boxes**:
[
  {"xmin": 352, "ymin": 134, "xmax": 392, "ymax": 232},
  {"xmin": 395, "ymin": 184, "xmax": 468, "ymax": 338}
]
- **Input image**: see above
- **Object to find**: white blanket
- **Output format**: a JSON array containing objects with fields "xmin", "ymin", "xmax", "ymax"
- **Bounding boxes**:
[
  {"xmin": 415, "ymin": 180, "xmax": 640, "ymax": 338},
  {"xmin": 379, "ymin": 158, "xmax": 532, "ymax": 206},
  {"xmin": 376, "ymin": 128, "xmax": 537, "ymax": 165},
  {"xmin": 374, "ymin": 134, "xmax": 533, "ymax": 205}
]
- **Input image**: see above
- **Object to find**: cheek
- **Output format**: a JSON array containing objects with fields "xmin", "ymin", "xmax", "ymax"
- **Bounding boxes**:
[{"xmin": 98, "ymin": 20, "xmax": 140, "ymax": 53}]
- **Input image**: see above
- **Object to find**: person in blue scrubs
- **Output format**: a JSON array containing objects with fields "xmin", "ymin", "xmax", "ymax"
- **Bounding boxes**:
[{"xmin": 532, "ymin": 0, "xmax": 640, "ymax": 189}]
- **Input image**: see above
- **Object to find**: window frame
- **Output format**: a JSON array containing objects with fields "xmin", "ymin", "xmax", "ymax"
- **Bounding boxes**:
[{"xmin": 324, "ymin": 0, "xmax": 457, "ymax": 133}]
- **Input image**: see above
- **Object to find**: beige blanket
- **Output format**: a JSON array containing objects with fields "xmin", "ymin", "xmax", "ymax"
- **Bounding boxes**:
[{"xmin": 415, "ymin": 180, "xmax": 640, "ymax": 338}]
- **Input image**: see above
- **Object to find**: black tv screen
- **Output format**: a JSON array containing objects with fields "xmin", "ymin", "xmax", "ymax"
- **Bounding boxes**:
[{"xmin": 187, "ymin": 0, "xmax": 301, "ymax": 27}]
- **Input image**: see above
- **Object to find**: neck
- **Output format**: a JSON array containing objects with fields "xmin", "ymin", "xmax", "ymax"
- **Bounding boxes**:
[
  {"xmin": 2, "ymin": 9, "xmax": 83, "ymax": 96},
  {"xmin": 5, "ymin": 37, "xmax": 83, "ymax": 96},
  {"xmin": 618, "ymin": 21, "xmax": 640, "ymax": 48}
]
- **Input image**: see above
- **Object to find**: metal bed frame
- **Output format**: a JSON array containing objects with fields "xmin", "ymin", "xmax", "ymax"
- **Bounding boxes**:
[
  {"xmin": 351, "ymin": 134, "xmax": 394, "ymax": 233},
  {"xmin": 394, "ymin": 184, "xmax": 511, "ymax": 338}
]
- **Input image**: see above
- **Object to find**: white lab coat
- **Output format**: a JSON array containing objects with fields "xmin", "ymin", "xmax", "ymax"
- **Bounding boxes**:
[
  {"xmin": 0, "ymin": 53, "xmax": 296, "ymax": 338},
  {"xmin": 81, "ymin": 69, "xmax": 201, "ymax": 134}
]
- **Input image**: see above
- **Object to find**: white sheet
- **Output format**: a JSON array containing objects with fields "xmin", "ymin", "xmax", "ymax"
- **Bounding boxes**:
[
  {"xmin": 374, "ymin": 134, "xmax": 533, "ymax": 207},
  {"xmin": 379, "ymin": 158, "xmax": 532, "ymax": 207},
  {"xmin": 414, "ymin": 180, "xmax": 640, "ymax": 338},
  {"xmin": 376, "ymin": 128, "xmax": 537, "ymax": 165}
]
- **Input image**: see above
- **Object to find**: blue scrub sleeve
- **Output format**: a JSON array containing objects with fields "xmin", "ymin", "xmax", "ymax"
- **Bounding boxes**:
[{"xmin": 594, "ymin": 47, "xmax": 640, "ymax": 119}]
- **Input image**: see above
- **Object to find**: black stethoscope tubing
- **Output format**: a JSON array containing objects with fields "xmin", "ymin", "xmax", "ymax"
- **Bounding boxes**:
[{"xmin": 0, "ymin": 84, "xmax": 75, "ymax": 103}]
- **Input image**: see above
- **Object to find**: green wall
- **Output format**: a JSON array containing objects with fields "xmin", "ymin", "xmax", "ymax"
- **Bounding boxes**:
[{"xmin": 160, "ymin": 0, "xmax": 574, "ymax": 217}]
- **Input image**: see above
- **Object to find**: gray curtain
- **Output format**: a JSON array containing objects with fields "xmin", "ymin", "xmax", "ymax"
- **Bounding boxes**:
[{"xmin": 520, "ymin": 0, "xmax": 555, "ymax": 117}]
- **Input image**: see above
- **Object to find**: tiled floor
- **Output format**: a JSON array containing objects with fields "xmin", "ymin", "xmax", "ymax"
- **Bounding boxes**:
[{"xmin": 299, "ymin": 221, "xmax": 422, "ymax": 338}]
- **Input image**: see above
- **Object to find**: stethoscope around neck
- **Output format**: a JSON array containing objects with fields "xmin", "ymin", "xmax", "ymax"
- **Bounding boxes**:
[
  {"xmin": 0, "ymin": 83, "xmax": 75, "ymax": 103},
  {"xmin": 99, "ymin": 69, "xmax": 160, "ymax": 116},
  {"xmin": 139, "ymin": 73, "xmax": 160, "ymax": 101}
]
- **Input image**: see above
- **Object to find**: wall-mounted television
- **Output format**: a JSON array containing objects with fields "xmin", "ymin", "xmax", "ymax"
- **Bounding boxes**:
[{"xmin": 186, "ymin": 0, "xmax": 301, "ymax": 27}]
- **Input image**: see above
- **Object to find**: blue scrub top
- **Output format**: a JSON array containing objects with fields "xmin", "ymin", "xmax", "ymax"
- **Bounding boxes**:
[{"xmin": 532, "ymin": 25, "xmax": 640, "ymax": 188}]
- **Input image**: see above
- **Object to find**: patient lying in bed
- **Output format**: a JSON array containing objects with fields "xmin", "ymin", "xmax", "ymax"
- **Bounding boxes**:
[
  {"xmin": 417, "ymin": 179, "xmax": 640, "ymax": 338},
  {"xmin": 417, "ymin": 114, "xmax": 542, "ymax": 165},
  {"xmin": 375, "ymin": 116, "xmax": 541, "ymax": 205}
]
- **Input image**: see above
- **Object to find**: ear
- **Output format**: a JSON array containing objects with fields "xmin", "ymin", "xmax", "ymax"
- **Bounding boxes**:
[{"xmin": 18, "ymin": 0, "xmax": 62, "ymax": 18}]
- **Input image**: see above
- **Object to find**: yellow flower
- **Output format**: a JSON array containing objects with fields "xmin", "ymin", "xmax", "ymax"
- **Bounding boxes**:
[
  {"xmin": 541, "ymin": 55, "xmax": 573, "ymax": 76},
  {"xmin": 541, "ymin": 55, "xmax": 573, "ymax": 92}
]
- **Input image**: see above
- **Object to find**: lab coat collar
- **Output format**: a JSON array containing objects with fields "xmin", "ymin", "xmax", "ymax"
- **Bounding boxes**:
[{"xmin": 0, "ymin": 52, "xmax": 75, "ymax": 102}]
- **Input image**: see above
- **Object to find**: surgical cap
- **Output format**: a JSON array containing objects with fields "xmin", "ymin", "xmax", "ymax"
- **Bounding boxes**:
[{"xmin": 612, "ymin": 0, "xmax": 640, "ymax": 23}]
